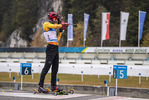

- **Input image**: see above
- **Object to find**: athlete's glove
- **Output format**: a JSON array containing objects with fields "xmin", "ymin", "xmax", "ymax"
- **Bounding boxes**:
[
  {"xmin": 58, "ymin": 18, "xmax": 61, "ymax": 24},
  {"xmin": 60, "ymin": 28, "xmax": 63, "ymax": 32},
  {"xmin": 61, "ymin": 21, "xmax": 69, "ymax": 30}
]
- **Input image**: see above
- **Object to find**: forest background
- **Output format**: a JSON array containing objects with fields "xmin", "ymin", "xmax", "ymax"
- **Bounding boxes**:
[{"xmin": 0, "ymin": 0, "xmax": 149, "ymax": 47}]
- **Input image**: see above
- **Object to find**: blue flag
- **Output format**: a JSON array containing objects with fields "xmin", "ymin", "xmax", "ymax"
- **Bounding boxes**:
[
  {"xmin": 139, "ymin": 11, "xmax": 146, "ymax": 40},
  {"xmin": 68, "ymin": 14, "xmax": 73, "ymax": 41},
  {"xmin": 84, "ymin": 13, "xmax": 89, "ymax": 41}
]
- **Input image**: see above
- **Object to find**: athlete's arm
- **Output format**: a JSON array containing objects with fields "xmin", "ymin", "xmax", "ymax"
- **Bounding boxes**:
[
  {"xmin": 43, "ymin": 22, "xmax": 62, "ymax": 32},
  {"xmin": 57, "ymin": 32, "xmax": 62, "ymax": 42}
]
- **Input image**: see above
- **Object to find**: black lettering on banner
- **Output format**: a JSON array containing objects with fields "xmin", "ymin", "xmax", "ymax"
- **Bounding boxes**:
[
  {"xmin": 135, "ymin": 49, "xmax": 146, "ymax": 53},
  {"xmin": 125, "ymin": 49, "xmax": 134, "ymax": 53}
]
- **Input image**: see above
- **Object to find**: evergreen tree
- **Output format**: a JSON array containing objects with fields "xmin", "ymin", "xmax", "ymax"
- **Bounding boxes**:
[
  {"xmin": 0, "ymin": 0, "xmax": 13, "ymax": 40},
  {"xmin": 14, "ymin": 0, "xmax": 38, "ymax": 41},
  {"xmin": 62, "ymin": 0, "xmax": 100, "ymax": 46},
  {"xmin": 92, "ymin": 5, "xmax": 107, "ymax": 46},
  {"xmin": 1, "ymin": 0, "xmax": 149, "ymax": 47},
  {"xmin": 124, "ymin": 0, "xmax": 149, "ymax": 47},
  {"xmin": 0, "ymin": 0, "xmax": 38, "ymax": 42}
]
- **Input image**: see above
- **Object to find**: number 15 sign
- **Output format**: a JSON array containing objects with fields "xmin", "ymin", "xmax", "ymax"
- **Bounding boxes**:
[{"xmin": 113, "ymin": 65, "xmax": 127, "ymax": 79}]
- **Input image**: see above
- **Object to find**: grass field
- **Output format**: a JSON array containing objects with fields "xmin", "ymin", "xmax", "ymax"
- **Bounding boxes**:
[{"xmin": 0, "ymin": 72, "xmax": 149, "ymax": 89}]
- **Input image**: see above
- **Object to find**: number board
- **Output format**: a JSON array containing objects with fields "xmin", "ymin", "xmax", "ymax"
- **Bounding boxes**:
[
  {"xmin": 113, "ymin": 65, "xmax": 127, "ymax": 79},
  {"xmin": 20, "ymin": 63, "xmax": 32, "ymax": 75}
]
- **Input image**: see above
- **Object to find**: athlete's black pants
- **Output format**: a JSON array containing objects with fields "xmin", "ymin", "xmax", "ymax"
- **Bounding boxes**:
[{"xmin": 39, "ymin": 44, "xmax": 59, "ymax": 87}]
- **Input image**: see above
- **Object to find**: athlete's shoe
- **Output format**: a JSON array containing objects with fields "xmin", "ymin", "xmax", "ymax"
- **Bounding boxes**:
[
  {"xmin": 51, "ymin": 86, "xmax": 62, "ymax": 92},
  {"xmin": 38, "ymin": 86, "xmax": 48, "ymax": 93}
]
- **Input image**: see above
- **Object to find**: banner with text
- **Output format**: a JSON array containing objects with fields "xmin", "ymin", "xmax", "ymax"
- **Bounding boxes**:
[
  {"xmin": 59, "ymin": 47, "xmax": 149, "ymax": 54},
  {"xmin": 68, "ymin": 14, "xmax": 73, "ymax": 41},
  {"xmin": 120, "ymin": 12, "xmax": 129, "ymax": 40},
  {"xmin": 139, "ymin": 11, "xmax": 146, "ymax": 40},
  {"xmin": 84, "ymin": 13, "xmax": 89, "ymax": 41},
  {"xmin": 102, "ymin": 12, "xmax": 110, "ymax": 40}
]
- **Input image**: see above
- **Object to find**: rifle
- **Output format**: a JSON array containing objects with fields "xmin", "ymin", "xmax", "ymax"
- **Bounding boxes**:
[{"xmin": 61, "ymin": 21, "xmax": 77, "ymax": 30}]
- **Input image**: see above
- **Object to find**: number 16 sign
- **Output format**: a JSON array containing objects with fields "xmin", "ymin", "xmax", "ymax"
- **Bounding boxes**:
[{"xmin": 113, "ymin": 65, "xmax": 127, "ymax": 79}]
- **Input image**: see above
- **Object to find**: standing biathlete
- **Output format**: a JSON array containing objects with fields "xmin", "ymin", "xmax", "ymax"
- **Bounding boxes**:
[{"xmin": 38, "ymin": 12, "xmax": 66, "ymax": 93}]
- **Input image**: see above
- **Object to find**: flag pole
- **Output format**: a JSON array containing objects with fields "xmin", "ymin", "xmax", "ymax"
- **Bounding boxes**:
[
  {"xmin": 84, "ymin": 13, "xmax": 85, "ymax": 47},
  {"xmin": 138, "ymin": 10, "xmax": 140, "ymax": 47},
  {"xmin": 83, "ymin": 40, "xmax": 85, "ymax": 47},
  {"xmin": 67, "ymin": 14, "xmax": 69, "ymax": 47},
  {"xmin": 119, "ymin": 40, "xmax": 121, "ymax": 47},
  {"xmin": 67, "ymin": 31, "xmax": 69, "ymax": 47},
  {"xmin": 119, "ymin": 11, "xmax": 122, "ymax": 47},
  {"xmin": 101, "ymin": 29, "xmax": 103, "ymax": 47},
  {"xmin": 101, "ymin": 40, "xmax": 103, "ymax": 47},
  {"xmin": 101, "ymin": 13, "xmax": 103, "ymax": 47},
  {"xmin": 67, "ymin": 40, "xmax": 69, "ymax": 47}
]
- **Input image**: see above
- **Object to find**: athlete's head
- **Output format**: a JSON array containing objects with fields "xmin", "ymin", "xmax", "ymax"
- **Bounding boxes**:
[{"xmin": 48, "ymin": 12, "xmax": 59, "ymax": 23}]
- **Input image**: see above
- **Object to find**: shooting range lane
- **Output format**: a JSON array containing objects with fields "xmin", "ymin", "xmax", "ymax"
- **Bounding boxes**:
[{"xmin": 0, "ymin": 90, "xmax": 148, "ymax": 100}]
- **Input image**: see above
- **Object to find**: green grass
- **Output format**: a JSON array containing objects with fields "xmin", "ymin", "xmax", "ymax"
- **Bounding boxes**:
[{"xmin": 0, "ymin": 72, "xmax": 149, "ymax": 88}]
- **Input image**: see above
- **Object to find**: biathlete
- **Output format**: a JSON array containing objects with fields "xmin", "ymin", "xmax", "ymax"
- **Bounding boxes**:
[{"xmin": 38, "ymin": 12, "xmax": 67, "ymax": 93}]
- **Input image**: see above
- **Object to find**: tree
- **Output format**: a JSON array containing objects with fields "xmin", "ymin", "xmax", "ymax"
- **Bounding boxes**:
[
  {"xmin": 14, "ymin": 0, "xmax": 38, "ymax": 41},
  {"xmin": 141, "ymin": 33, "xmax": 149, "ymax": 47},
  {"xmin": 69, "ymin": 21, "xmax": 84, "ymax": 47},
  {"xmin": 30, "ymin": 29, "xmax": 46, "ymax": 47},
  {"xmin": 62, "ymin": 0, "xmax": 100, "ymax": 46},
  {"xmin": 0, "ymin": 0, "xmax": 39, "ymax": 43},
  {"xmin": 92, "ymin": 5, "xmax": 107, "ymax": 46},
  {"xmin": 124, "ymin": 0, "xmax": 149, "ymax": 47},
  {"xmin": 0, "ymin": 0, "xmax": 13, "ymax": 41},
  {"xmin": 62, "ymin": 0, "xmax": 125, "ymax": 47}
]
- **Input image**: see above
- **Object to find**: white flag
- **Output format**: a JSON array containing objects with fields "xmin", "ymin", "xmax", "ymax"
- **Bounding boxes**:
[
  {"xmin": 102, "ymin": 13, "xmax": 110, "ymax": 40},
  {"xmin": 120, "ymin": 12, "xmax": 129, "ymax": 40},
  {"xmin": 84, "ymin": 13, "xmax": 89, "ymax": 41}
]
